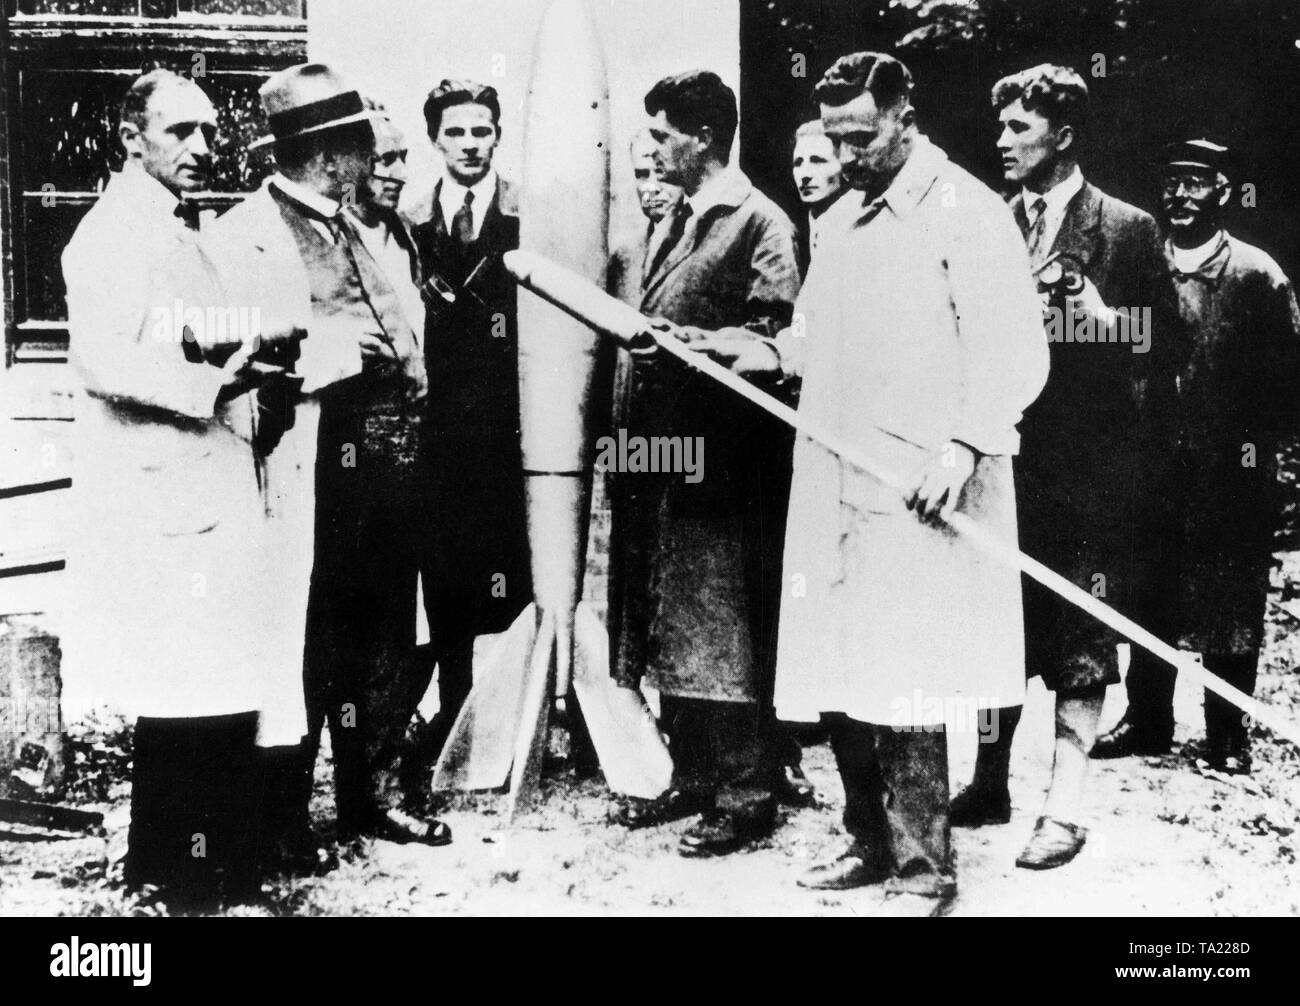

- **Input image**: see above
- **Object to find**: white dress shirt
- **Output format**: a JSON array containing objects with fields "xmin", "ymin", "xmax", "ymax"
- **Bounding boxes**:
[
  {"xmin": 268, "ymin": 172, "xmax": 344, "ymax": 249},
  {"xmin": 1022, "ymin": 165, "xmax": 1085, "ymax": 259},
  {"xmin": 436, "ymin": 168, "xmax": 498, "ymax": 241}
]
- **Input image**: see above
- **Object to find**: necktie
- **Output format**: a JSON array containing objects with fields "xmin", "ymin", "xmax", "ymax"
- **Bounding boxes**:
[
  {"xmin": 643, "ymin": 202, "xmax": 692, "ymax": 287},
  {"xmin": 1025, "ymin": 196, "xmax": 1048, "ymax": 266},
  {"xmin": 452, "ymin": 189, "xmax": 475, "ymax": 247},
  {"xmin": 173, "ymin": 199, "xmax": 201, "ymax": 231}
]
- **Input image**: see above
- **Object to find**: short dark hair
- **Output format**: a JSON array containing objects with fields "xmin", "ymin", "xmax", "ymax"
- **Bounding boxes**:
[
  {"xmin": 644, "ymin": 70, "xmax": 738, "ymax": 160},
  {"xmin": 991, "ymin": 64, "xmax": 1090, "ymax": 133},
  {"xmin": 120, "ymin": 68, "xmax": 202, "ymax": 131},
  {"xmin": 423, "ymin": 79, "xmax": 501, "ymax": 136},
  {"xmin": 813, "ymin": 52, "xmax": 913, "ymax": 110}
]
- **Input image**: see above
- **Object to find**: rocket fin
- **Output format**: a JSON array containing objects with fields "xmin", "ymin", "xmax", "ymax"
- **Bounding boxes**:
[
  {"xmin": 432, "ymin": 603, "xmax": 539, "ymax": 793},
  {"xmin": 571, "ymin": 602, "xmax": 673, "ymax": 800},
  {"xmin": 505, "ymin": 613, "xmax": 557, "ymax": 821}
]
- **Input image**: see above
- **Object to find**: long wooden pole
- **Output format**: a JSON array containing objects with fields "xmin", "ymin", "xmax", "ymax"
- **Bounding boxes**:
[{"xmin": 504, "ymin": 249, "xmax": 1300, "ymax": 751}]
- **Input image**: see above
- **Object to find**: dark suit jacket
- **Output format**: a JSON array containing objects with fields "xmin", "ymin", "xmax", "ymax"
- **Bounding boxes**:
[
  {"xmin": 1011, "ymin": 181, "xmax": 1186, "ymax": 655},
  {"xmin": 412, "ymin": 176, "xmax": 532, "ymax": 632}
]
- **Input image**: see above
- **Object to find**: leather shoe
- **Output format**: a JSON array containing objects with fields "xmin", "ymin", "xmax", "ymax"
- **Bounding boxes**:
[
  {"xmin": 1091, "ymin": 719, "xmax": 1171, "ymax": 758},
  {"xmin": 871, "ymin": 889, "xmax": 955, "ymax": 918},
  {"xmin": 775, "ymin": 765, "xmax": 817, "ymax": 808},
  {"xmin": 612, "ymin": 788, "xmax": 707, "ymax": 830},
  {"xmin": 949, "ymin": 783, "xmax": 1011, "ymax": 827},
  {"xmin": 797, "ymin": 845, "xmax": 888, "ymax": 890},
  {"xmin": 677, "ymin": 808, "xmax": 773, "ymax": 858},
  {"xmin": 373, "ymin": 808, "xmax": 452, "ymax": 847},
  {"xmin": 1015, "ymin": 816, "xmax": 1086, "ymax": 870}
]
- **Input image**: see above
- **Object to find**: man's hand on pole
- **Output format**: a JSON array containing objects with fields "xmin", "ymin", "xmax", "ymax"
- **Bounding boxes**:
[
  {"xmin": 659, "ymin": 322, "xmax": 784, "ymax": 376},
  {"xmin": 905, "ymin": 440, "xmax": 977, "ymax": 523}
]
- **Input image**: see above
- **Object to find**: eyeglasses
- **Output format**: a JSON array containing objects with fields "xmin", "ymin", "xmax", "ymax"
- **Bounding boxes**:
[
  {"xmin": 372, "ymin": 149, "xmax": 408, "ymax": 168},
  {"xmin": 1160, "ymin": 172, "xmax": 1218, "ymax": 196}
]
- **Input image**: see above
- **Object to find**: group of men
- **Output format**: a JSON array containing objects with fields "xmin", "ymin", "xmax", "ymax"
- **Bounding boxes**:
[
  {"xmin": 599, "ymin": 57, "xmax": 1297, "ymax": 915},
  {"xmin": 63, "ymin": 63, "xmax": 530, "ymax": 907},
  {"xmin": 59, "ymin": 47, "xmax": 1297, "ymax": 917}
]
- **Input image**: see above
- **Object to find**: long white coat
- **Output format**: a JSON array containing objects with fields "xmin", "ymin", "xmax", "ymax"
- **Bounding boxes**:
[
  {"xmin": 61, "ymin": 166, "xmax": 279, "ymax": 726},
  {"xmin": 773, "ymin": 138, "xmax": 1049, "ymax": 727}
]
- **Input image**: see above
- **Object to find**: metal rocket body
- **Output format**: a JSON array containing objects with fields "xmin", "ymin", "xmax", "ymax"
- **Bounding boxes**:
[
  {"xmin": 516, "ymin": 0, "xmax": 610, "ymax": 700},
  {"xmin": 432, "ymin": 0, "xmax": 672, "ymax": 817}
]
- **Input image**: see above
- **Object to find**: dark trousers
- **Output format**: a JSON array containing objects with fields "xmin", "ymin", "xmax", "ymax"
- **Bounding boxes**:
[
  {"xmin": 826, "ymin": 714, "xmax": 954, "ymax": 894},
  {"xmin": 660, "ymin": 695, "xmax": 777, "ymax": 821},
  {"xmin": 126, "ymin": 712, "xmax": 260, "ymax": 905},
  {"xmin": 300, "ymin": 405, "xmax": 431, "ymax": 834},
  {"xmin": 1123, "ymin": 649, "xmax": 1177, "ymax": 741},
  {"xmin": 302, "ymin": 514, "xmax": 431, "ymax": 831},
  {"xmin": 418, "ymin": 585, "xmax": 477, "ymax": 758},
  {"xmin": 1204, "ymin": 652, "xmax": 1259, "ymax": 755},
  {"xmin": 1124, "ymin": 648, "xmax": 1258, "ymax": 753}
]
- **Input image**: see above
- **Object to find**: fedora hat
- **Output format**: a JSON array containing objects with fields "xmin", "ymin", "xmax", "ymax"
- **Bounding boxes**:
[{"xmin": 251, "ymin": 63, "xmax": 384, "ymax": 150}]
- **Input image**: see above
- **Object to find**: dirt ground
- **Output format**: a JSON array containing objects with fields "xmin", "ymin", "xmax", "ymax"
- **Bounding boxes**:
[
  {"xmin": 4, "ymin": 370, "xmax": 1299, "ymax": 917},
  {"xmin": 3, "ymin": 570, "xmax": 1298, "ymax": 916}
]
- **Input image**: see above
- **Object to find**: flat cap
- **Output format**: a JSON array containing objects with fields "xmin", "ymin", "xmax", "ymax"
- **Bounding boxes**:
[{"xmin": 1157, "ymin": 138, "xmax": 1231, "ymax": 175}]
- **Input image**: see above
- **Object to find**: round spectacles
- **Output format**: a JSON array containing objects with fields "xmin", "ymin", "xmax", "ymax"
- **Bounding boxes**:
[{"xmin": 1160, "ymin": 173, "xmax": 1217, "ymax": 196}]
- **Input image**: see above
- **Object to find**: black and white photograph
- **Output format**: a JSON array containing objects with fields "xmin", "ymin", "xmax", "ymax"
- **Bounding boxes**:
[{"xmin": 0, "ymin": 0, "xmax": 1297, "ymax": 938}]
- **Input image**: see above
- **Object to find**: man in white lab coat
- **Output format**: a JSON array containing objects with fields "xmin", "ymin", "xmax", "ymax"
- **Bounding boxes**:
[
  {"xmin": 710, "ymin": 52, "xmax": 1048, "ymax": 915},
  {"xmin": 62, "ymin": 69, "xmax": 300, "ymax": 907}
]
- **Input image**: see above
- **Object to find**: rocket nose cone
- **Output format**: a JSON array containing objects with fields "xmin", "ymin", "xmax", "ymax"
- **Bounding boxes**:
[
  {"xmin": 521, "ymin": 0, "xmax": 610, "ymax": 258},
  {"xmin": 532, "ymin": 0, "xmax": 606, "ymax": 77},
  {"xmin": 517, "ymin": 0, "xmax": 611, "ymax": 475}
]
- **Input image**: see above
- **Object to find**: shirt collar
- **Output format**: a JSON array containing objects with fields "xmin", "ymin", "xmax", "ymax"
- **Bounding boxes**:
[
  {"xmin": 271, "ymin": 172, "xmax": 342, "ymax": 220},
  {"xmin": 863, "ymin": 134, "xmax": 945, "ymax": 220},
  {"xmin": 1165, "ymin": 229, "xmax": 1232, "ymax": 284},
  {"xmin": 440, "ymin": 168, "xmax": 497, "ymax": 211},
  {"xmin": 1023, "ymin": 165, "xmax": 1084, "ymax": 218},
  {"xmin": 117, "ymin": 162, "xmax": 185, "ymax": 222},
  {"xmin": 684, "ymin": 167, "xmax": 751, "ymax": 217}
]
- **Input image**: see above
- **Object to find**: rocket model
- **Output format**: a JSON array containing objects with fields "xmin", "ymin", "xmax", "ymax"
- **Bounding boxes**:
[{"xmin": 433, "ymin": 0, "xmax": 672, "ymax": 818}]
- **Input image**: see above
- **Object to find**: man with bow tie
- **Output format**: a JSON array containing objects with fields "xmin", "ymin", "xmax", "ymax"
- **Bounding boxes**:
[{"xmin": 61, "ymin": 69, "xmax": 306, "ymax": 907}]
